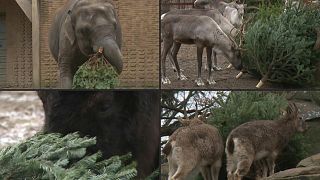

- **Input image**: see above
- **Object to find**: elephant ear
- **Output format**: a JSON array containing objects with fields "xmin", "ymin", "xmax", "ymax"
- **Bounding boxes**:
[{"xmin": 63, "ymin": 14, "xmax": 75, "ymax": 45}]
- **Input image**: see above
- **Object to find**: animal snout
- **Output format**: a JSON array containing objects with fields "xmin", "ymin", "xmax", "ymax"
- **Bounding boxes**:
[{"xmin": 235, "ymin": 62, "xmax": 243, "ymax": 71}]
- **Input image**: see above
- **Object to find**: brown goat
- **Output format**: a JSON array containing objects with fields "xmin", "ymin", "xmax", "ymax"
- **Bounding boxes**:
[
  {"xmin": 163, "ymin": 117, "xmax": 224, "ymax": 180},
  {"xmin": 225, "ymin": 103, "xmax": 307, "ymax": 180}
]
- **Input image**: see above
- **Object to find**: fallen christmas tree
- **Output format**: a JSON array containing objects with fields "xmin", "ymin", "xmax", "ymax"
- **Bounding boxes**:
[
  {"xmin": 73, "ymin": 48, "xmax": 120, "ymax": 89},
  {"xmin": 0, "ymin": 133, "xmax": 137, "ymax": 180},
  {"xmin": 241, "ymin": 5, "xmax": 320, "ymax": 88}
]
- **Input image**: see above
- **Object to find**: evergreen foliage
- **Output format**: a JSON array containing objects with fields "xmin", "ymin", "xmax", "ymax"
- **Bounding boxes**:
[
  {"xmin": 73, "ymin": 54, "xmax": 119, "ymax": 89},
  {"xmin": 208, "ymin": 92, "xmax": 309, "ymax": 173},
  {"xmin": 145, "ymin": 169, "xmax": 160, "ymax": 180},
  {"xmin": 0, "ymin": 133, "xmax": 137, "ymax": 180},
  {"xmin": 242, "ymin": 5, "xmax": 320, "ymax": 86}
]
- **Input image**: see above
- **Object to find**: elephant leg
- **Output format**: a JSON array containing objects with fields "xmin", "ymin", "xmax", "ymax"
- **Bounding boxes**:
[{"xmin": 58, "ymin": 57, "xmax": 74, "ymax": 89}]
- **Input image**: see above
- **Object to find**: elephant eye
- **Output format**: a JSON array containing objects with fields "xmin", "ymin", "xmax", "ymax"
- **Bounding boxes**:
[{"xmin": 78, "ymin": 26, "xmax": 90, "ymax": 35}]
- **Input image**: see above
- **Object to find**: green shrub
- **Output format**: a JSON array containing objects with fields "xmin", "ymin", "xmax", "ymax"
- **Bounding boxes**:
[
  {"xmin": 0, "ymin": 133, "xmax": 137, "ymax": 180},
  {"xmin": 242, "ymin": 6, "xmax": 320, "ymax": 86},
  {"xmin": 73, "ymin": 55, "xmax": 119, "ymax": 89}
]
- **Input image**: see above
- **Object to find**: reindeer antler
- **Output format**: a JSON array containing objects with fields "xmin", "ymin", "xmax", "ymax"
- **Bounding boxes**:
[{"xmin": 286, "ymin": 103, "xmax": 298, "ymax": 116}]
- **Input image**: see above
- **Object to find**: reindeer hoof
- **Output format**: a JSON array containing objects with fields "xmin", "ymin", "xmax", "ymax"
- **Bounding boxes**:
[
  {"xmin": 236, "ymin": 72, "xmax": 244, "ymax": 79},
  {"xmin": 207, "ymin": 78, "xmax": 217, "ymax": 85},
  {"xmin": 213, "ymin": 66, "xmax": 222, "ymax": 71},
  {"xmin": 256, "ymin": 80, "xmax": 264, "ymax": 88},
  {"xmin": 162, "ymin": 77, "xmax": 171, "ymax": 85},
  {"xmin": 195, "ymin": 78, "xmax": 205, "ymax": 86},
  {"xmin": 179, "ymin": 74, "xmax": 187, "ymax": 81}
]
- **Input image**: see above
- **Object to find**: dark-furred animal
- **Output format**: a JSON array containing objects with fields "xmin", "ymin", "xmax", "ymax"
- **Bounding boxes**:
[{"xmin": 38, "ymin": 91, "xmax": 159, "ymax": 178}]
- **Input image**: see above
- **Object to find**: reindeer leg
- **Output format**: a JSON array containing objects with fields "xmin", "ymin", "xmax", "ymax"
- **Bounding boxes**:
[
  {"xmin": 161, "ymin": 38, "xmax": 173, "ymax": 85},
  {"xmin": 171, "ymin": 42, "xmax": 187, "ymax": 80},
  {"xmin": 195, "ymin": 45, "xmax": 205, "ymax": 86},
  {"xmin": 168, "ymin": 47, "xmax": 177, "ymax": 72},
  {"xmin": 206, "ymin": 46, "xmax": 216, "ymax": 85},
  {"xmin": 212, "ymin": 50, "xmax": 222, "ymax": 71}
]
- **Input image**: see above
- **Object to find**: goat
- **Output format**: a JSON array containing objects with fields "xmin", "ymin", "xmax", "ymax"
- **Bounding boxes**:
[
  {"xmin": 161, "ymin": 14, "xmax": 242, "ymax": 86},
  {"xmin": 225, "ymin": 103, "xmax": 308, "ymax": 180},
  {"xmin": 163, "ymin": 117, "xmax": 224, "ymax": 180},
  {"xmin": 162, "ymin": 8, "xmax": 239, "ymax": 73}
]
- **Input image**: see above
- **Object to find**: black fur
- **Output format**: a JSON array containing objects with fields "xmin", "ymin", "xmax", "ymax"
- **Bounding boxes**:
[{"xmin": 38, "ymin": 91, "xmax": 160, "ymax": 178}]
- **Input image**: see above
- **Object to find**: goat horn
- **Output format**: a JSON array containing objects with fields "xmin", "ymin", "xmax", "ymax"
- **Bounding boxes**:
[
  {"xmin": 237, "ymin": 47, "xmax": 247, "ymax": 51},
  {"xmin": 183, "ymin": 105, "xmax": 187, "ymax": 119},
  {"xmin": 195, "ymin": 102, "xmax": 199, "ymax": 118}
]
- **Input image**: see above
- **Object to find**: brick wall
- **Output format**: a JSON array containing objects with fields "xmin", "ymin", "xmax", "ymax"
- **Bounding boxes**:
[
  {"xmin": 40, "ymin": 0, "xmax": 159, "ymax": 88},
  {"xmin": 39, "ymin": 0, "xmax": 66, "ymax": 87},
  {"xmin": 0, "ymin": 0, "xmax": 32, "ymax": 88}
]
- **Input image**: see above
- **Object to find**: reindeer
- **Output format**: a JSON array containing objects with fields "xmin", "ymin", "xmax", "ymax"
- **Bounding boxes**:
[
  {"xmin": 163, "ymin": 115, "xmax": 224, "ymax": 180},
  {"xmin": 225, "ymin": 103, "xmax": 308, "ymax": 180},
  {"xmin": 194, "ymin": 0, "xmax": 245, "ymax": 28},
  {"xmin": 161, "ymin": 14, "xmax": 242, "ymax": 86},
  {"xmin": 162, "ymin": 8, "xmax": 239, "ymax": 73}
]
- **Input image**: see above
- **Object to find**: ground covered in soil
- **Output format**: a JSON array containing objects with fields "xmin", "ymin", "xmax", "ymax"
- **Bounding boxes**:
[
  {"xmin": 0, "ymin": 91, "xmax": 44, "ymax": 148},
  {"xmin": 161, "ymin": 45, "xmax": 301, "ymax": 89}
]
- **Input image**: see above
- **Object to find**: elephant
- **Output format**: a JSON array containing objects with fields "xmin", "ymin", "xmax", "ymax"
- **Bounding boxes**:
[{"xmin": 49, "ymin": 0, "xmax": 123, "ymax": 88}]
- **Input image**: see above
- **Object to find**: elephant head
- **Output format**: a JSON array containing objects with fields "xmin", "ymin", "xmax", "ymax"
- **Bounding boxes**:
[{"xmin": 63, "ymin": 0, "xmax": 123, "ymax": 74}]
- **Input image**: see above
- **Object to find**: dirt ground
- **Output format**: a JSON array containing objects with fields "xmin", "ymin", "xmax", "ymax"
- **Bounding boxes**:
[
  {"xmin": 0, "ymin": 91, "xmax": 44, "ymax": 148},
  {"xmin": 161, "ymin": 45, "xmax": 301, "ymax": 89}
]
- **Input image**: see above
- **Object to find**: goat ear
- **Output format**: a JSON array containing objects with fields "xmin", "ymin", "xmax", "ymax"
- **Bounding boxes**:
[
  {"xmin": 178, "ymin": 117, "xmax": 184, "ymax": 123},
  {"xmin": 63, "ymin": 14, "xmax": 75, "ymax": 45}
]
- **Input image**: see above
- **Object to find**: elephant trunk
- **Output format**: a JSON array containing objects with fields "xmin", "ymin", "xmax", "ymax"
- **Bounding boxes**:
[{"xmin": 93, "ymin": 38, "xmax": 123, "ymax": 74}]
